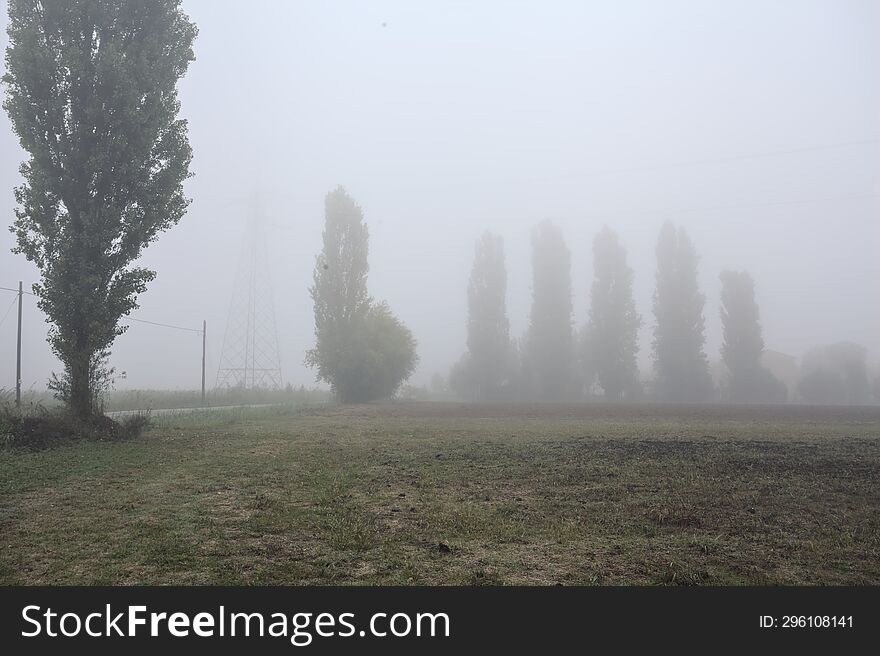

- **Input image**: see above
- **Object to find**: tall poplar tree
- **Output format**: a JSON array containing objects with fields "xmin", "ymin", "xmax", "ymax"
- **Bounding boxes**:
[
  {"xmin": 720, "ymin": 270, "xmax": 767, "ymax": 401},
  {"xmin": 453, "ymin": 231, "xmax": 510, "ymax": 399},
  {"xmin": 652, "ymin": 222, "xmax": 712, "ymax": 402},
  {"xmin": 306, "ymin": 187, "xmax": 417, "ymax": 402},
  {"xmin": 524, "ymin": 220, "xmax": 573, "ymax": 400},
  {"xmin": 4, "ymin": 0, "xmax": 197, "ymax": 416},
  {"xmin": 588, "ymin": 227, "xmax": 641, "ymax": 401}
]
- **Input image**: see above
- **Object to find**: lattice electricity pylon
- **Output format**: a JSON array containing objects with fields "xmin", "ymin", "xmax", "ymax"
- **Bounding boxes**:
[{"xmin": 215, "ymin": 205, "xmax": 284, "ymax": 390}]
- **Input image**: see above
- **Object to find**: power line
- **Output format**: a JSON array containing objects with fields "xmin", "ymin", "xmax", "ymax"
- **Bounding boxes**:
[
  {"xmin": 583, "ymin": 138, "xmax": 880, "ymax": 177},
  {"xmin": 122, "ymin": 316, "xmax": 204, "ymax": 334},
  {"xmin": 0, "ymin": 286, "xmax": 34, "ymax": 295},
  {"xmin": 577, "ymin": 192, "xmax": 880, "ymax": 221},
  {"xmin": 0, "ymin": 295, "xmax": 18, "ymax": 329},
  {"xmin": 2, "ymin": 283, "xmax": 202, "ymax": 334}
]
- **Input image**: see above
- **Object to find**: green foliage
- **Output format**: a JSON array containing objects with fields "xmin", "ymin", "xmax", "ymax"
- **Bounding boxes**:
[
  {"xmin": 652, "ymin": 222, "xmax": 713, "ymax": 402},
  {"xmin": 523, "ymin": 221, "xmax": 573, "ymax": 400},
  {"xmin": 335, "ymin": 301, "xmax": 418, "ymax": 403},
  {"xmin": 587, "ymin": 227, "xmax": 642, "ymax": 401},
  {"xmin": 306, "ymin": 188, "xmax": 418, "ymax": 402},
  {"xmin": 452, "ymin": 231, "xmax": 511, "ymax": 400},
  {"xmin": 46, "ymin": 348, "xmax": 121, "ymax": 413},
  {"xmin": 3, "ymin": 0, "xmax": 197, "ymax": 417}
]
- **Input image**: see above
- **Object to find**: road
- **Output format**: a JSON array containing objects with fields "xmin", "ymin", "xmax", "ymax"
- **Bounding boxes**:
[{"xmin": 106, "ymin": 403, "xmax": 281, "ymax": 418}]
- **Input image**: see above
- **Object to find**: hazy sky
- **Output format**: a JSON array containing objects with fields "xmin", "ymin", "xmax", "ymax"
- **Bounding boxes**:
[{"xmin": 1, "ymin": 0, "xmax": 878, "ymax": 392}]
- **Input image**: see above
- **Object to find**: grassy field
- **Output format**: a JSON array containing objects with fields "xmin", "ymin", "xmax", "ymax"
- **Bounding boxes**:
[
  {"xmin": 1, "ymin": 386, "xmax": 331, "ymax": 413},
  {"xmin": 1, "ymin": 402, "xmax": 878, "ymax": 585}
]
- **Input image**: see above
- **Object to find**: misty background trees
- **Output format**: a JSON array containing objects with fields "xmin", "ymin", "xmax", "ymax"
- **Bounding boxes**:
[
  {"xmin": 586, "ymin": 227, "xmax": 641, "ymax": 401},
  {"xmin": 442, "ymin": 219, "xmax": 874, "ymax": 406},
  {"xmin": 719, "ymin": 270, "xmax": 787, "ymax": 403},
  {"xmin": 522, "ymin": 221, "xmax": 574, "ymax": 400},
  {"xmin": 3, "ymin": 0, "xmax": 196, "ymax": 417},
  {"xmin": 652, "ymin": 223, "xmax": 713, "ymax": 402},
  {"xmin": 306, "ymin": 187, "xmax": 417, "ymax": 402},
  {"xmin": 798, "ymin": 342, "xmax": 871, "ymax": 405},
  {"xmin": 449, "ymin": 231, "xmax": 511, "ymax": 400}
]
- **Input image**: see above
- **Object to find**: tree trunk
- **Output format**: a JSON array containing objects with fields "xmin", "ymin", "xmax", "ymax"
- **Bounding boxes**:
[{"xmin": 68, "ymin": 349, "xmax": 93, "ymax": 418}]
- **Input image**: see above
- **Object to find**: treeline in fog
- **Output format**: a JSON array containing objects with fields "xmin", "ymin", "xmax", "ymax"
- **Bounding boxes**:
[{"xmin": 443, "ymin": 221, "xmax": 875, "ymax": 405}]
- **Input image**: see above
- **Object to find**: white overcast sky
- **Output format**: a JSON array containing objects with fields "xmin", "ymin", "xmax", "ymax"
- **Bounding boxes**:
[{"xmin": 1, "ymin": 0, "xmax": 878, "ymax": 392}]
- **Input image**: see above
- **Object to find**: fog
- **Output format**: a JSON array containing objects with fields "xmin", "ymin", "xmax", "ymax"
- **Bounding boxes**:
[{"xmin": 1, "ymin": 0, "xmax": 878, "ymax": 394}]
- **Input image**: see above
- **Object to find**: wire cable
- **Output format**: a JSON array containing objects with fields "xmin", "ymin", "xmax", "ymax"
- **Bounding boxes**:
[
  {"xmin": 0, "ymin": 295, "xmax": 18, "ymax": 329},
  {"xmin": 575, "ymin": 192, "xmax": 880, "ymax": 221},
  {"xmin": 121, "ymin": 317, "xmax": 204, "ymax": 334},
  {"xmin": 0, "ymin": 286, "xmax": 34, "ymax": 295},
  {"xmin": 585, "ymin": 138, "xmax": 880, "ymax": 177}
]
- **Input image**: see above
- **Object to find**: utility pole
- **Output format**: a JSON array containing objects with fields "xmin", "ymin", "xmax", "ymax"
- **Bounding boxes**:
[
  {"xmin": 201, "ymin": 319, "xmax": 206, "ymax": 406},
  {"xmin": 15, "ymin": 281, "xmax": 22, "ymax": 408}
]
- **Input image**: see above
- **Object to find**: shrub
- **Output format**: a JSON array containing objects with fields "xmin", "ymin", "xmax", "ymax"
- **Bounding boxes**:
[{"xmin": 0, "ymin": 406, "xmax": 149, "ymax": 451}]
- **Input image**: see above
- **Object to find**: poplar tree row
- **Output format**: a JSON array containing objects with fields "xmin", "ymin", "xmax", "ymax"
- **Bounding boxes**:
[{"xmin": 451, "ymin": 221, "xmax": 786, "ymax": 402}]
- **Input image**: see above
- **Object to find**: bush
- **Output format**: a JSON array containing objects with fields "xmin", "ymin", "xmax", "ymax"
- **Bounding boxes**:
[
  {"xmin": 332, "ymin": 302, "xmax": 419, "ymax": 403},
  {"xmin": 118, "ymin": 413, "xmax": 151, "ymax": 439},
  {"xmin": 0, "ymin": 406, "xmax": 149, "ymax": 451},
  {"xmin": 308, "ymin": 301, "xmax": 418, "ymax": 403}
]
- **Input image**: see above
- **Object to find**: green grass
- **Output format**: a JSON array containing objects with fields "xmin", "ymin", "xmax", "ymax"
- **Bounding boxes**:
[
  {"xmin": 0, "ymin": 385, "xmax": 331, "ymax": 415},
  {"xmin": 100, "ymin": 386, "xmax": 331, "ymax": 412},
  {"xmin": 0, "ymin": 402, "xmax": 878, "ymax": 585}
]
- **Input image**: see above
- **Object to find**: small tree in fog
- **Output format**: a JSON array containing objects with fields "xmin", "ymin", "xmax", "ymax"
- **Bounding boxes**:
[
  {"xmin": 587, "ymin": 227, "xmax": 641, "ymax": 401},
  {"xmin": 719, "ymin": 270, "xmax": 787, "ymax": 402},
  {"xmin": 652, "ymin": 222, "xmax": 713, "ymax": 402},
  {"xmin": 798, "ymin": 342, "xmax": 870, "ymax": 405},
  {"xmin": 337, "ymin": 301, "xmax": 418, "ymax": 402},
  {"xmin": 454, "ymin": 232, "xmax": 510, "ymax": 399},
  {"xmin": 523, "ymin": 221, "xmax": 573, "ymax": 400},
  {"xmin": 3, "ymin": 0, "xmax": 197, "ymax": 417},
  {"xmin": 306, "ymin": 187, "xmax": 417, "ymax": 402}
]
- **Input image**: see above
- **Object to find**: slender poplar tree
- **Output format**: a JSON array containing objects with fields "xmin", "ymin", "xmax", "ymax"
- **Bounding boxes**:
[{"xmin": 4, "ymin": 0, "xmax": 197, "ymax": 416}]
